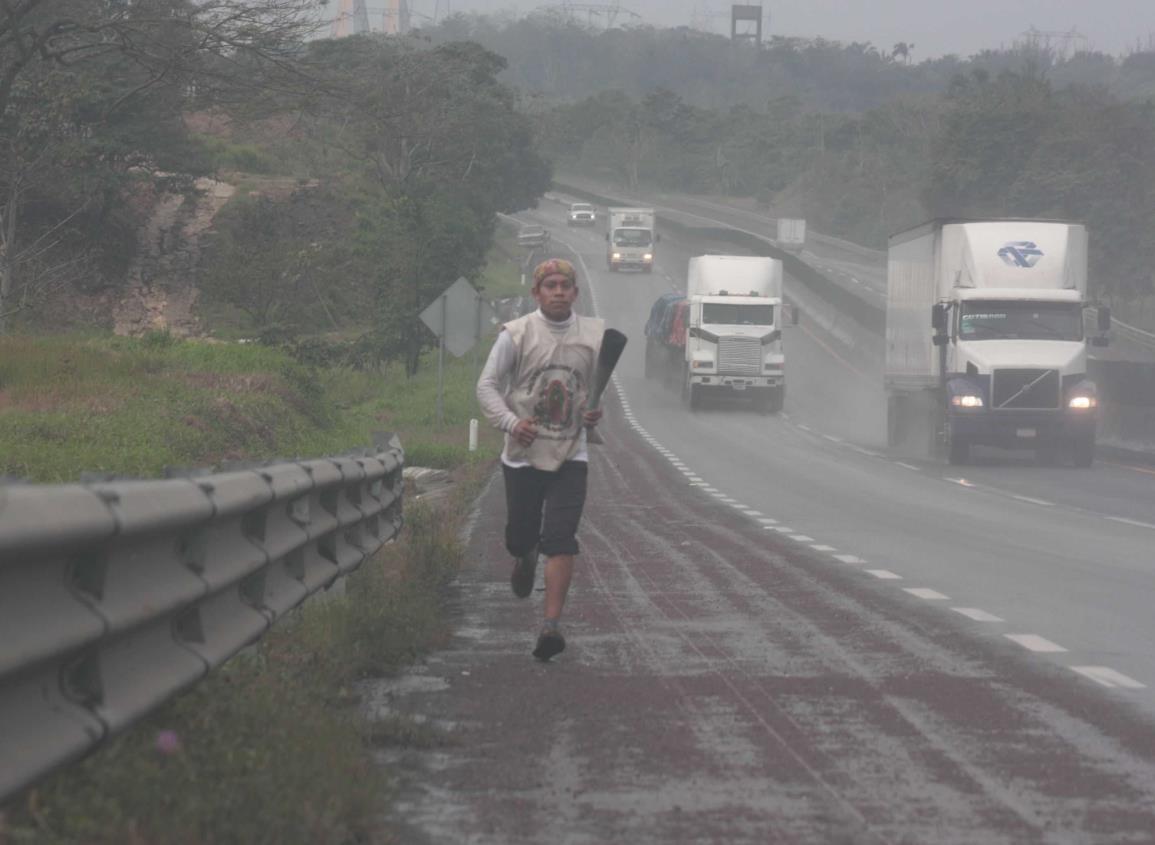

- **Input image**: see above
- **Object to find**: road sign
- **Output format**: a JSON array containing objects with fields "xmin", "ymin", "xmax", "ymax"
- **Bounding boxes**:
[{"xmin": 419, "ymin": 277, "xmax": 498, "ymax": 358}]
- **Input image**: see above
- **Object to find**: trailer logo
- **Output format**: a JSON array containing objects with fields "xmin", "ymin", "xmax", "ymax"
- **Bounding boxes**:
[{"xmin": 997, "ymin": 241, "xmax": 1044, "ymax": 268}]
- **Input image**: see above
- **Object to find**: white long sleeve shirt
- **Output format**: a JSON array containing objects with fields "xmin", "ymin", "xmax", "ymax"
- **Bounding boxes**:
[{"xmin": 476, "ymin": 310, "xmax": 589, "ymax": 468}]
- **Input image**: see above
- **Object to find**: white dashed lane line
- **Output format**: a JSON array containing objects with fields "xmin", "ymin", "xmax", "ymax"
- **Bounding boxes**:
[
  {"xmin": 834, "ymin": 554, "xmax": 865, "ymax": 564},
  {"xmin": 903, "ymin": 588, "xmax": 949, "ymax": 600},
  {"xmin": 1071, "ymin": 667, "xmax": 1147, "ymax": 689},
  {"xmin": 952, "ymin": 608, "xmax": 1004, "ymax": 622},
  {"xmin": 1006, "ymin": 634, "xmax": 1068, "ymax": 654},
  {"xmin": 867, "ymin": 570, "xmax": 902, "ymax": 580}
]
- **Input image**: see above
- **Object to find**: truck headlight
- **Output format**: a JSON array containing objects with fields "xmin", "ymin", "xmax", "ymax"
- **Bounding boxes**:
[
  {"xmin": 950, "ymin": 394, "xmax": 984, "ymax": 408},
  {"xmin": 1068, "ymin": 395, "xmax": 1097, "ymax": 410},
  {"xmin": 612, "ymin": 252, "xmax": 622, "ymax": 260},
  {"xmin": 643, "ymin": 253, "xmax": 653, "ymax": 261}
]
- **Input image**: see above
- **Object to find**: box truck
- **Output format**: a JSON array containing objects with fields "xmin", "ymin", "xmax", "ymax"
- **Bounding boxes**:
[
  {"xmin": 606, "ymin": 208, "xmax": 657, "ymax": 273},
  {"xmin": 885, "ymin": 219, "xmax": 1110, "ymax": 466}
]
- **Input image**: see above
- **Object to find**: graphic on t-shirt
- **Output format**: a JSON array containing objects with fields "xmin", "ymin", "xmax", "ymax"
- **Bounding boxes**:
[{"xmin": 526, "ymin": 364, "xmax": 585, "ymax": 437}]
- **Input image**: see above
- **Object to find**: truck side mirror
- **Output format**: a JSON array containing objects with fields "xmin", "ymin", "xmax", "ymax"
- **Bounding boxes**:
[
  {"xmin": 786, "ymin": 303, "xmax": 800, "ymax": 326},
  {"xmin": 931, "ymin": 303, "xmax": 949, "ymax": 332},
  {"xmin": 655, "ymin": 233, "xmax": 661, "ymax": 243},
  {"xmin": 1098, "ymin": 306, "xmax": 1111, "ymax": 333},
  {"xmin": 933, "ymin": 334, "xmax": 949, "ymax": 347},
  {"xmin": 605, "ymin": 233, "xmax": 610, "ymax": 243}
]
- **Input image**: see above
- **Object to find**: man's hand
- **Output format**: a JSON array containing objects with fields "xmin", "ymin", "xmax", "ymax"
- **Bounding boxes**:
[
  {"xmin": 512, "ymin": 418, "xmax": 539, "ymax": 447},
  {"xmin": 583, "ymin": 408, "xmax": 603, "ymax": 428}
]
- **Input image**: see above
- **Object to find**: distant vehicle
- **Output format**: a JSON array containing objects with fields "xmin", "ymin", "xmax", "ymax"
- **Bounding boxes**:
[
  {"xmin": 517, "ymin": 224, "xmax": 550, "ymax": 249},
  {"xmin": 606, "ymin": 207, "xmax": 657, "ymax": 273},
  {"xmin": 885, "ymin": 219, "xmax": 1110, "ymax": 466},
  {"xmin": 776, "ymin": 218, "xmax": 806, "ymax": 252},
  {"xmin": 567, "ymin": 203, "xmax": 597, "ymax": 226}
]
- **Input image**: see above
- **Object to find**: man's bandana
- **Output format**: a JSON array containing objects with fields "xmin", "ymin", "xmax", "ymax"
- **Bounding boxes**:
[{"xmin": 533, "ymin": 258, "xmax": 577, "ymax": 288}]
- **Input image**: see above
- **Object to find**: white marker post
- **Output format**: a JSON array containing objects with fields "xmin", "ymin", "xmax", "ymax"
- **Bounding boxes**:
[{"xmin": 469, "ymin": 418, "xmax": 479, "ymax": 452}]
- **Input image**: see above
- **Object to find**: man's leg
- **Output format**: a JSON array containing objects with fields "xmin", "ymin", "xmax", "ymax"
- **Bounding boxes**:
[
  {"xmin": 533, "ymin": 461, "xmax": 588, "ymax": 660},
  {"xmin": 503, "ymin": 465, "xmax": 548, "ymax": 598}
]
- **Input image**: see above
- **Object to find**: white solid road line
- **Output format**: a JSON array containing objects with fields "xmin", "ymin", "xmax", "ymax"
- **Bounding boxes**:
[
  {"xmin": 867, "ymin": 569, "xmax": 902, "ymax": 580},
  {"xmin": 952, "ymin": 608, "xmax": 1004, "ymax": 622},
  {"xmin": 1005, "ymin": 634, "xmax": 1068, "ymax": 653},
  {"xmin": 903, "ymin": 588, "xmax": 949, "ymax": 600},
  {"xmin": 1012, "ymin": 495, "xmax": 1055, "ymax": 507},
  {"xmin": 1106, "ymin": 516, "xmax": 1155, "ymax": 530},
  {"xmin": 896, "ymin": 462, "xmax": 921, "ymax": 471},
  {"xmin": 1071, "ymin": 666, "xmax": 1147, "ymax": 689}
]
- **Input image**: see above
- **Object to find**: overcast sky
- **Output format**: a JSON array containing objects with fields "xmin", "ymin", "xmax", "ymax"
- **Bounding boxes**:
[{"xmin": 412, "ymin": 1, "xmax": 1155, "ymax": 58}]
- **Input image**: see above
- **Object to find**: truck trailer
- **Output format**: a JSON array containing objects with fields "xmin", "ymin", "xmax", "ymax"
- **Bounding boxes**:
[
  {"xmin": 644, "ymin": 255, "xmax": 787, "ymax": 412},
  {"xmin": 885, "ymin": 219, "xmax": 1110, "ymax": 466},
  {"xmin": 606, "ymin": 208, "xmax": 657, "ymax": 273}
]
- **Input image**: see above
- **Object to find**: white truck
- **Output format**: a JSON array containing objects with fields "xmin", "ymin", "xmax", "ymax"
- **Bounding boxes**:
[
  {"xmin": 885, "ymin": 219, "xmax": 1110, "ymax": 466},
  {"xmin": 606, "ymin": 207, "xmax": 657, "ymax": 273},
  {"xmin": 776, "ymin": 218, "xmax": 806, "ymax": 252},
  {"xmin": 682, "ymin": 255, "xmax": 787, "ymax": 413}
]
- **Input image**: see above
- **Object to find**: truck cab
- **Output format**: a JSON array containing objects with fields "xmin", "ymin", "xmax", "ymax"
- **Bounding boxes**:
[
  {"xmin": 683, "ymin": 256, "xmax": 786, "ymax": 413},
  {"xmin": 886, "ymin": 219, "xmax": 1109, "ymax": 466}
]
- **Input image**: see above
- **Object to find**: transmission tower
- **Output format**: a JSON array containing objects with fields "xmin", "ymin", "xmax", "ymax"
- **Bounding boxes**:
[
  {"xmin": 1020, "ymin": 26, "xmax": 1089, "ymax": 58},
  {"xmin": 690, "ymin": 4, "xmax": 729, "ymax": 34},
  {"xmin": 381, "ymin": 0, "xmax": 411, "ymax": 34},
  {"xmin": 332, "ymin": 0, "xmax": 370, "ymax": 37},
  {"xmin": 538, "ymin": 2, "xmax": 643, "ymax": 29}
]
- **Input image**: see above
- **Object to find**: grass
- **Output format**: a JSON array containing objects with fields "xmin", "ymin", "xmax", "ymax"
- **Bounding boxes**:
[
  {"xmin": 0, "ymin": 332, "xmax": 504, "ymax": 482},
  {"xmin": 477, "ymin": 218, "xmax": 532, "ymax": 301}
]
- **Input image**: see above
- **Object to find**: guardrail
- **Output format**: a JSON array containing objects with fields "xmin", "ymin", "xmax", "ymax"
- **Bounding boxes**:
[{"xmin": 0, "ymin": 436, "xmax": 405, "ymax": 803}]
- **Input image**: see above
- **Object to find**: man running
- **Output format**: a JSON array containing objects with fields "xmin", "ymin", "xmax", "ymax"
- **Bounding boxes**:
[{"xmin": 476, "ymin": 257, "xmax": 604, "ymax": 661}]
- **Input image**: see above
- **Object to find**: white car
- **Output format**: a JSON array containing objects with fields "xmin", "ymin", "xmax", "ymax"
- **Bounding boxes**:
[{"xmin": 567, "ymin": 203, "xmax": 597, "ymax": 226}]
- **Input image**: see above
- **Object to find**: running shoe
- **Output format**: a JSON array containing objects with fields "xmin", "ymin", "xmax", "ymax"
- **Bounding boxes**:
[
  {"xmin": 511, "ymin": 547, "xmax": 538, "ymax": 598},
  {"xmin": 533, "ymin": 627, "xmax": 566, "ymax": 661}
]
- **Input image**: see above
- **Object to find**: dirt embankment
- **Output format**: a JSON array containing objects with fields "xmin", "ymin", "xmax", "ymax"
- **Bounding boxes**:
[{"xmin": 113, "ymin": 178, "xmax": 236, "ymax": 337}]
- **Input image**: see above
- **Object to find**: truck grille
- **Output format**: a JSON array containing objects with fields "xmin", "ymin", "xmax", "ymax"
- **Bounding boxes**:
[
  {"xmin": 718, "ymin": 337, "xmax": 761, "ymax": 375},
  {"xmin": 992, "ymin": 369, "xmax": 1060, "ymax": 410}
]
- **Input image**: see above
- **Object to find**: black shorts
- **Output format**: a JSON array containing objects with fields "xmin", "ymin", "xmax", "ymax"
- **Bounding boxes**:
[{"xmin": 502, "ymin": 461, "xmax": 589, "ymax": 558}]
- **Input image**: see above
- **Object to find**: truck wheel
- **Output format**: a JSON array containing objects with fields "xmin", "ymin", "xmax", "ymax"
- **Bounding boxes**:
[
  {"xmin": 1035, "ymin": 444, "xmax": 1059, "ymax": 466},
  {"xmin": 947, "ymin": 434, "xmax": 970, "ymax": 465},
  {"xmin": 886, "ymin": 396, "xmax": 903, "ymax": 447},
  {"xmin": 1072, "ymin": 436, "xmax": 1095, "ymax": 468},
  {"xmin": 688, "ymin": 386, "xmax": 702, "ymax": 410},
  {"xmin": 757, "ymin": 388, "xmax": 783, "ymax": 415}
]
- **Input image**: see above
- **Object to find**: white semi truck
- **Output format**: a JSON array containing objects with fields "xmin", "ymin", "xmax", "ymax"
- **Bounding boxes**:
[
  {"xmin": 885, "ymin": 219, "xmax": 1110, "ymax": 466},
  {"xmin": 682, "ymin": 255, "xmax": 787, "ymax": 412},
  {"xmin": 606, "ymin": 207, "xmax": 657, "ymax": 273}
]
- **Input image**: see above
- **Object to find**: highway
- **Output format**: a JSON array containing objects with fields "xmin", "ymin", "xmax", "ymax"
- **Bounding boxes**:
[{"xmin": 384, "ymin": 200, "xmax": 1155, "ymax": 842}]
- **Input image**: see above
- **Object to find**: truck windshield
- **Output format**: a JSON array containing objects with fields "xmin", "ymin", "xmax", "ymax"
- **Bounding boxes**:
[
  {"xmin": 958, "ymin": 301, "xmax": 1083, "ymax": 341},
  {"xmin": 702, "ymin": 303, "xmax": 774, "ymax": 326},
  {"xmin": 613, "ymin": 228, "xmax": 652, "ymax": 247}
]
